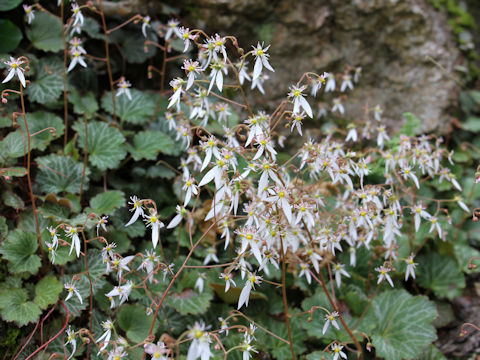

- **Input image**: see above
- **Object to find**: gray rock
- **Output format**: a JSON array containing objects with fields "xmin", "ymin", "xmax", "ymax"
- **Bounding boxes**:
[{"xmin": 165, "ymin": 0, "xmax": 461, "ymax": 132}]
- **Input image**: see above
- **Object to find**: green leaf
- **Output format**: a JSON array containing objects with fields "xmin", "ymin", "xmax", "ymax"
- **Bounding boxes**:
[
  {"xmin": 121, "ymin": 30, "xmax": 158, "ymax": 64},
  {"xmin": 0, "ymin": 131, "xmax": 26, "ymax": 161},
  {"xmin": 0, "ymin": 20, "xmax": 22, "ymax": 52},
  {"xmin": 463, "ymin": 117, "xmax": 480, "ymax": 132},
  {"xmin": 417, "ymin": 253, "xmax": 465, "ymax": 299},
  {"xmin": 34, "ymin": 276, "xmax": 63, "ymax": 310},
  {"xmin": 17, "ymin": 111, "xmax": 64, "ymax": 151},
  {"xmin": 419, "ymin": 344, "xmax": 447, "ymax": 360},
  {"xmin": 0, "ymin": 166, "xmax": 27, "ymax": 177},
  {"xmin": 2, "ymin": 191, "xmax": 24, "ymax": 210},
  {"xmin": 0, "ymin": 289, "xmax": 41, "ymax": 327},
  {"xmin": 26, "ymin": 12, "xmax": 63, "ymax": 52},
  {"xmin": 127, "ymin": 130, "xmax": 175, "ymax": 161},
  {"xmin": 365, "ymin": 290, "xmax": 437, "ymax": 360},
  {"xmin": 69, "ymin": 89, "xmax": 99, "ymax": 118},
  {"xmin": 101, "ymin": 89, "xmax": 156, "ymax": 125},
  {"xmin": 25, "ymin": 58, "xmax": 64, "ymax": 104},
  {"xmin": 165, "ymin": 288, "xmax": 213, "ymax": 315},
  {"xmin": 117, "ymin": 304, "xmax": 159, "ymax": 343},
  {"xmin": 73, "ymin": 121, "xmax": 127, "ymax": 171},
  {"xmin": 88, "ymin": 190, "xmax": 125, "ymax": 216},
  {"xmin": 0, "ymin": 230, "xmax": 41, "ymax": 274},
  {"xmin": 400, "ymin": 113, "xmax": 421, "ymax": 136},
  {"xmin": 36, "ymin": 154, "xmax": 88, "ymax": 194},
  {"xmin": 0, "ymin": 0, "xmax": 22, "ymax": 11}
]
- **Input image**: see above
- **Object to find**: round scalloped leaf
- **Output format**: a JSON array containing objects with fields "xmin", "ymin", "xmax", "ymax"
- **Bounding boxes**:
[
  {"xmin": 0, "ymin": 0, "xmax": 22, "ymax": 11},
  {"xmin": 101, "ymin": 89, "xmax": 156, "ymax": 125},
  {"xmin": 17, "ymin": 111, "xmax": 64, "ymax": 151},
  {"xmin": 26, "ymin": 12, "xmax": 63, "ymax": 52},
  {"xmin": 127, "ymin": 130, "xmax": 175, "ymax": 161},
  {"xmin": 69, "ymin": 89, "xmax": 99, "ymax": 118},
  {"xmin": 36, "ymin": 154, "xmax": 88, "ymax": 195},
  {"xmin": 0, "ymin": 288, "xmax": 41, "ymax": 327},
  {"xmin": 88, "ymin": 190, "xmax": 125, "ymax": 216},
  {"xmin": 164, "ymin": 287, "xmax": 213, "ymax": 315},
  {"xmin": 0, "ymin": 19, "xmax": 22, "ymax": 52},
  {"xmin": 0, "ymin": 230, "xmax": 41, "ymax": 274},
  {"xmin": 417, "ymin": 253, "xmax": 465, "ymax": 299},
  {"xmin": 73, "ymin": 121, "xmax": 127, "ymax": 171},
  {"xmin": 0, "ymin": 131, "xmax": 26, "ymax": 161},
  {"xmin": 364, "ymin": 290, "xmax": 437, "ymax": 360},
  {"xmin": 34, "ymin": 276, "xmax": 63, "ymax": 310},
  {"xmin": 25, "ymin": 58, "xmax": 64, "ymax": 103},
  {"xmin": 117, "ymin": 304, "xmax": 159, "ymax": 343}
]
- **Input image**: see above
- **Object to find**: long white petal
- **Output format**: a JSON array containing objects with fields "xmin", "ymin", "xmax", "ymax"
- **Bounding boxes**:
[
  {"xmin": 125, "ymin": 207, "xmax": 141, "ymax": 227},
  {"xmin": 253, "ymin": 57, "xmax": 262, "ymax": 80},
  {"xmin": 2, "ymin": 69, "xmax": 15, "ymax": 84},
  {"xmin": 199, "ymin": 166, "xmax": 218, "ymax": 187},
  {"xmin": 16, "ymin": 69, "xmax": 26, "ymax": 87},
  {"xmin": 300, "ymin": 96, "xmax": 313, "ymax": 118},
  {"xmin": 152, "ymin": 224, "xmax": 159, "ymax": 248},
  {"xmin": 237, "ymin": 282, "xmax": 252, "ymax": 309},
  {"xmin": 167, "ymin": 214, "xmax": 182, "ymax": 229}
]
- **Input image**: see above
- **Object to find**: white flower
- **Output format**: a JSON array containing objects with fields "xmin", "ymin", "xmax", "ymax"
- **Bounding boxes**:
[
  {"xmin": 208, "ymin": 60, "xmax": 227, "ymax": 94},
  {"xmin": 299, "ymin": 263, "xmax": 311, "ymax": 284},
  {"xmin": 291, "ymin": 112, "xmax": 305, "ymax": 136},
  {"xmin": 333, "ymin": 263, "xmax": 351, "ymax": 288},
  {"xmin": 71, "ymin": 3, "xmax": 84, "ymax": 27},
  {"xmin": 64, "ymin": 282, "xmax": 82, "ymax": 304},
  {"xmin": 325, "ymin": 72, "xmax": 336, "ymax": 92},
  {"xmin": 376, "ymin": 266, "xmax": 394, "ymax": 287},
  {"xmin": 65, "ymin": 326, "xmax": 77, "ymax": 360},
  {"xmin": 96, "ymin": 216, "xmax": 108, "ymax": 236},
  {"xmin": 46, "ymin": 241, "xmax": 57, "ymax": 263},
  {"xmin": 238, "ymin": 272, "xmax": 262, "ymax": 309},
  {"xmin": 96, "ymin": 320, "xmax": 114, "ymax": 354},
  {"xmin": 144, "ymin": 212, "xmax": 165, "ymax": 248},
  {"xmin": 47, "ymin": 226, "xmax": 59, "ymax": 248},
  {"xmin": 116, "ymin": 78, "xmax": 132, "ymax": 100},
  {"xmin": 141, "ymin": 16, "xmax": 150, "ymax": 37},
  {"xmin": 125, "ymin": 195, "xmax": 144, "ymax": 226},
  {"xmin": 332, "ymin": 343, "xmax": 347, "ymax": 360},
  {"xmin": 377, "ymin": 126, "xmax": 390, "ymax": 148},
  {"xmin": 288, "ymin": 85, "xmax": 313, "ymax": 118},
  {"xmin": 219, "ymin": 317, "xmax": 229, "ymax": 336},
  {"xmin": 144, "ymin": 341, "xmax": 167, "ymax": 359},
  {"xmin": 332, "ymin": 98, "xmax": 345, "ymax": 115},
  {"xmin": 187, "ymin": 322, "xmax": 213, "ymax": 360},
  {"xmin": 236, "ymin": 60, "xmax": 251, "ymax": 84},
  {"xmin": 374, "ymin": 104, "xmax": 383, "ymax": 121},
  {"xmin": 67, "ymin": 50, "xmax": 87, "ymax": 72},
  {"xmin": 65, "ymin": 226, "xmax": 81, "ymax": 257},
  {"xmin": 252, "ymin": 42, "xmax": 274, "ymax": 80},
  {"xmin": 405, "ymin": 254, "xmax": 417, "ymax": 281},
  {"xmin": 167, "ymin": 205, "xmax": 188, "ymax": 229},
  {"xmin": 183, "ymin": 178, "xmax": 199, "ymax": 205},
  {"xmin": 167, "ymin": 78, "xmax": 184, "ymax": 109},
  {"xmin": 220, "ymin": 272, "xmax": 236, "ymax": 292},
  {"xmin": 323, "ymin": 311, "xmax": 340, "ymax": 334},
  {"xmin": 203, "ymin": 247, "xmax": 219, "ymax": 265},
  {"xmin": 182, "ymin": 59, "xmax": 202, "ymax": 90},
  {"xmin": 428, "ymin": 216, "xmax": 442, "ymax": 238},
  {"xmin": 179, "ymin": 27, "xmax": 196, "ymax": 52},
  {"xmin": 24, "ymin": 5, "xmax": 35, "ymax": 24},
  {"xmin": 340, "ymin": 73, "xmax": 353, "ymax": 92},
  {"xmin": 345, "ymin": 124, "xmax": 358, "ymax": 142},
  {"xmin": 195, "ymin": 273, "xmax": 206, "ymax": 293},
  {"xmin": 251, "ymin": 73, "xmax": 268, "ymax": 94},
  {"xmin": 2, "ymin": 57, "xmax": 26, "ymax": 87},
  {"xmin": 311, "ymin": 72, "xmax": 328, "ymax": 96},
  {"xmin": 401, "ymin": 166, "xmax": 420, "ymax": 189},
  {"xmin": 107, "ymin": 347, "xmax": 127, "ymax": 360},
  {"xmin": 166, "ymin": 19, "xmax": 181, "ymax": 40},
  {"xmin": 105, "ymin": 281, "xmax": 133, "ymax": 307},
  {"xmin": 411, "ymin": 203, "xmax": 430, "ymax": 231}
]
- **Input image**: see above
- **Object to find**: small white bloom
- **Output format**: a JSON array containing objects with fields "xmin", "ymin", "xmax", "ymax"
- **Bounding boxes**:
[
  {"xmin": 376, "ymin": 266, "xmax": 394, "ymax": 287},
  {"xmin": 96, "ymin": 320, "xmax": 114, "ymax": 354},
  {"xmin": 405, "ymin": 254, "xmax": 417, "ymax": 281},
  {"xmin": 141, "ymin": 16, "xmax": 150, "ymax": 38},
  {"xmin": 238, "ymin": 272, "xmax": 262, "ymax": 309},
  {"xmin": 288, "ymin": 85, "xmax": 313, "ymax": 118},
  {"xmin": 2, "ymin": 57, "xmax": 26, "ymax": 87},
  {"xmin": 125, "ymin": 195, "xmax": 144, "ymax": 226},
  {"xmin": 65, "ymin": 226, "xmax": 81, "ymax": 258},
  {"xmin": 252, "ymin": 42, "xmax": 274, "ymax": 80},
  {"xmin": 144, "ymin": 212, "xmax": 165, "ymax": 248},
  {"xmin": 71, "ymin": 3, "xmax": 84, "ymax": 27},
  {"xmin": 24, "ymin": 5, "xmax": 35, "ymax": 24},
  {"xmin": 332, "ymin": 343, "xmax": 347, "ymax": 360},
  {"xmin": 116, "ymin": 78, "xmax": 132, "ymax": 100},
  {"xmin": 323, "ymin": 311, "xmax": 340, "ymax": 334},
  {"xmin": 64, "ymin": 282, "xmax": 83, "ymax": 304},
  {"xmin": 65, "ymin": 326, "xmax": 77, "ymax": 360}
]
